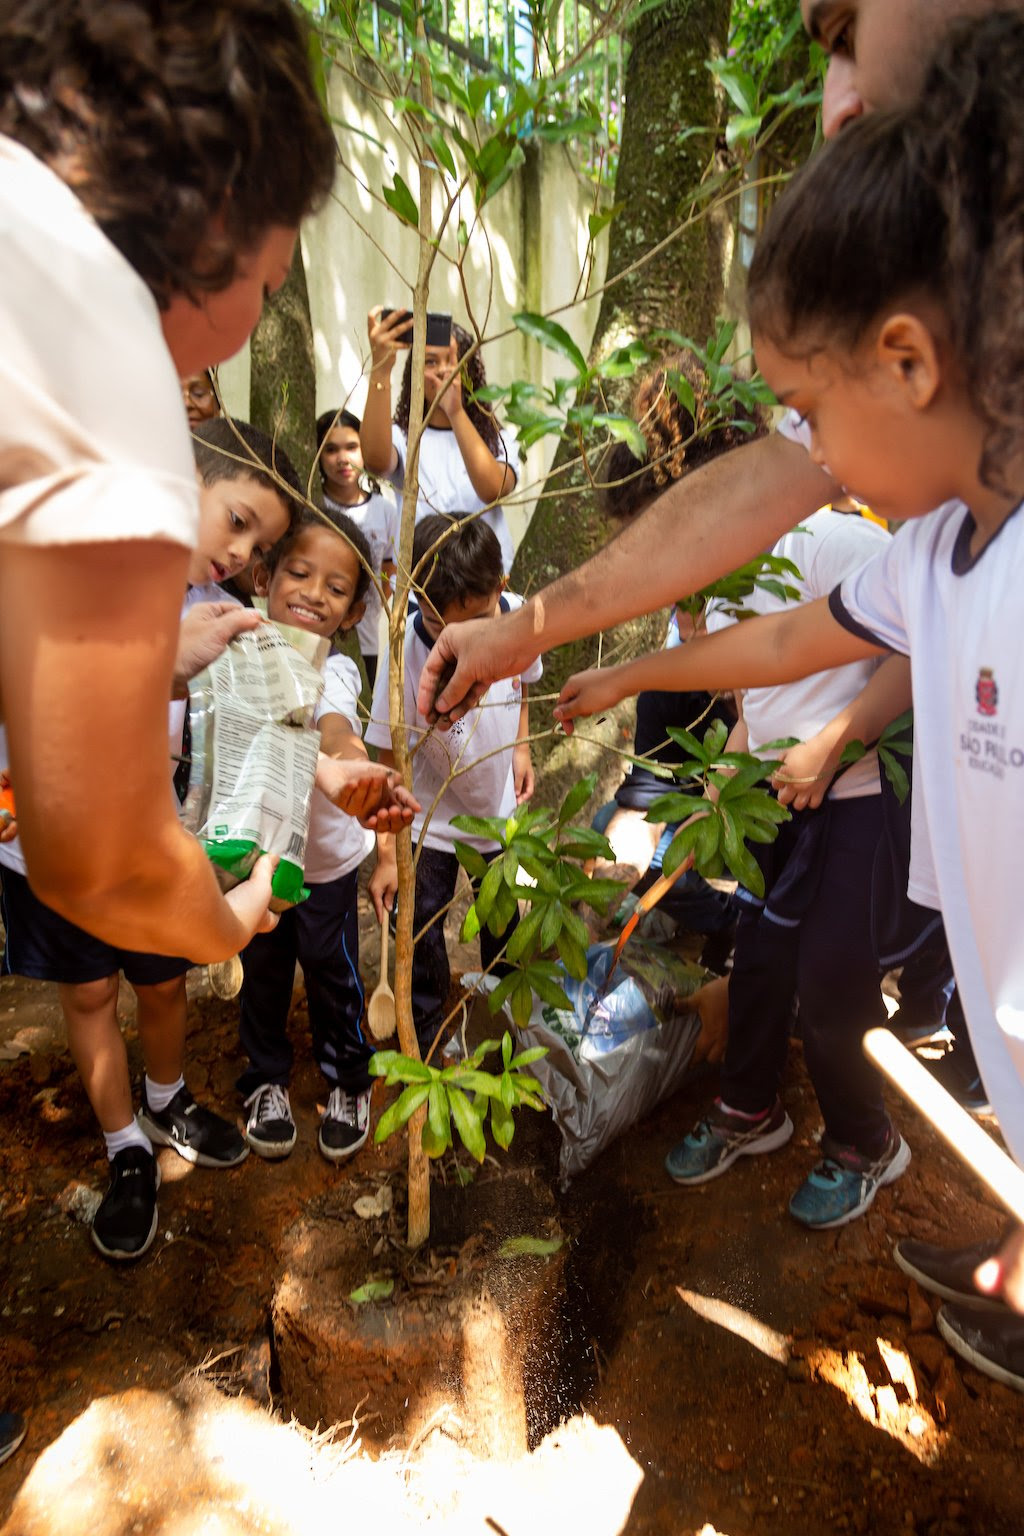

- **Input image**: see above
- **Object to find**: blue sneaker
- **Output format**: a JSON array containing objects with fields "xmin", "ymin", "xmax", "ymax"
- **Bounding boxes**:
[
  {"xmin": 789, "ymin": 1128, "xmax": 911, "ymax": 1230},
  {"xmin": 665, "ymin": 1099, "xmax": 793, "ymax": 1185}
]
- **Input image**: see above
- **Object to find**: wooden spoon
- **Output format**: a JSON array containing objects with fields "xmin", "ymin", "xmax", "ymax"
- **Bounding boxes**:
[{"xmin": 366, "ymin": 908, "xmax": 397, "ymax": 1041}]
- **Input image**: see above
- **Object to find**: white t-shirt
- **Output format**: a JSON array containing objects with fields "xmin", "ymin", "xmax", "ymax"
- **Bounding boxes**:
[
  {"xmin": 0, "ymin": 136, "xmax": 198, "ymax": 553},
  {"xmin": 831, "ymin": 500, "xmax": 1024, "ymax": 1165},
  {"xmin": 389, "ymin": 422, "xmax": 518, "ymax": 573},
  {"xmin": 304, "ymin": 656, "xmax": 375, "ymax": 884},
  {"xmin": 324, "ymin": 489, "xmax": 398, "ymax": 657},
  {"xmin": 365, "ymin": 593, "xmax": 543, "ymax": 853},
  {"xmin": 706, "ymin": 510, "xmax": 889, "ymax": 799}
]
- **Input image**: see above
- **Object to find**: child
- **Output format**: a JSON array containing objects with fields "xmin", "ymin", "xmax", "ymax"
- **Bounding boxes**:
[
  {"xmin": 360, "ymin": 311, "xmax": 518, "ymax": 572},
  {"xmin": 316, "ymin": 408, "xmax": 399, "ymax": 684},
  {"xmin": 558, "ymin": 17, "xmax": 1024, "ymax": 1355},
  {"xmin": 0, "ymin": 420, "xmax": 300, "ymax": 1262},
  {"xmin": 366, "ymin": 515, "xmax": 540, "ymax": 1052},
  {"xmin": 238, "ymin": 510, "xmax": 417, "ymax": 1160}
]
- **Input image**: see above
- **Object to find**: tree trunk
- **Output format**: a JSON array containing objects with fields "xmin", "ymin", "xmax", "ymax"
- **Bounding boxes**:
[
  {"xmin": 249, "ymin": 240, "xmax": 317, "ymax": 487},
  {"xmin": 512, "ymin": 0, "xmax": 732, "ymax": 803}
]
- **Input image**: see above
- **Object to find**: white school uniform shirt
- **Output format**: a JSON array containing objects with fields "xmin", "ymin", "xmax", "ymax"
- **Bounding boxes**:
[
  {"xmin": 831, "ymin": 500, "xmax": 1024, "ymax": 1166},
  {"xmin": 0, "ymin": 136, "xmax": 197, "ymax": 554},
  {"xmin": 365, "ymin": 593, "xmax": 543, "ymax": 853},
  {"xmin": 323, "ymin": 488, "xmax": 399, "ymax": 658},
  {"xmin": 705, "ymin": 510, "xmax": 889, "ymax": 799},
  {"xmin": 304, "ymin": 656, "xmax": 375, "ymax": 884},
  {"xmin": 389, "ymin": 422, "xmax": 518, "ymax": 572}
]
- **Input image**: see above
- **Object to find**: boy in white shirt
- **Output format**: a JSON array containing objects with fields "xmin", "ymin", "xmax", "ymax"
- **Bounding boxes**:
[{"xmin": 367, "ymin": 515, "xmax": 541, "ymax": 1051}]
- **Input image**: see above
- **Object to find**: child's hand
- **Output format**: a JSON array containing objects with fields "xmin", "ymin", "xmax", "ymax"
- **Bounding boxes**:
[
  {"xmin": 553, "ymin": 667, "xmax": 624, "ymax": 734},
  {"xmin": 513, "ymin": 744, "xmax": 534, "ymax": 804},
  {"xmin": 772, "ymin": 733, "xmax": 842, "ymax": 811},
  {"xmin": 690, "ymin": 976, "xmax": 730, "ymax": 1066},
  {"xmin": 367, "ymin": 305, "xmax": 412, "ymax": 374},
  {"xmin": 316, "ymin": 757, "xmax": 420, "ymax": 830},
  {"xmin": 0, "ymin": 772, "xmax": 16, "ymax": 844},
  {"xmin": 369, "ymin": 852, "xmax": 399, "ymax": 921}
]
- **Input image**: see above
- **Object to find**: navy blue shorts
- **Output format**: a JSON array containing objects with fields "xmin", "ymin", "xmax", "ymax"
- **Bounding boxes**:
[{"xmin": 0, "ymin": 867, "xmax": 189, "ymax": 987}]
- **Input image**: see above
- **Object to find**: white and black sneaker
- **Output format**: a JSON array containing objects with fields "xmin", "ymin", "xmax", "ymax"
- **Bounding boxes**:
[
  {"xmin": 138, "ymin": 1083, "xmax": 248, "ymax": 1169},
  {"xmin": 243, "ymin": 1083, "xmax": 297, "ymax": 1160},
  {"xmin": 319, "ymin": 1087, "xmax": 371, "ymax": 1163}
]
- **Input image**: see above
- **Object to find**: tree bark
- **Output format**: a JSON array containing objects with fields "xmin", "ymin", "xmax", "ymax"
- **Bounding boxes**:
[
  {"xmin": 249, "ymin": 240, "xmax": 317, "ymax": 486},
  {"xmin": 512, "ymin": 0, "xmax": 732, "ymax": 802}
]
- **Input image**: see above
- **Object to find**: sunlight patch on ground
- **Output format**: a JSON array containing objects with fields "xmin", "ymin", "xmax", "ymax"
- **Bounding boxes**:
[{"xmin": 675, "ymin": 1287, "xmax": 944, "ymax": 1466}]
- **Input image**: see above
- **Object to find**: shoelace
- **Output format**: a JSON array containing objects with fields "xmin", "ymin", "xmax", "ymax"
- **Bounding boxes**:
[
  {"xmin": 325, "ymin": 1088, "xmax": 366, "ymax": 1126},
  {"xmin": 248, "ymin": 1084, "xmax": 292, "ymax": 1125}
]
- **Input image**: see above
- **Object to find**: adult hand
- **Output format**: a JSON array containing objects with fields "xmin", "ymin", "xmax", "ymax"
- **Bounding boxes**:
[
  {"xmin": 224, "ymin": 852, "xmax": 279, "ymax": 938},
  {"xmin": 173, "ymin": 603, "xmax": 263, "ymax": 695},
  {"xmin": 418, "ymin": 611, "xmax": 540, "ymax": 726},
  {"xmin": 975, "ymin": 1225, "xmax": 1024, "ymax": 1313},
  {"xmin": 553, "ymin": 667, "xmax": 624, "ymax": 734}
]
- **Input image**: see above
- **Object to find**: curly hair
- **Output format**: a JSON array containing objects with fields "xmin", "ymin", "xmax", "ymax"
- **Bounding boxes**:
[
  {"xmin": 603, "ymin": 350, "xmax": 769, "ymax": 520},
  {"xmin": 395, "ymin": 321, "xmax": 503, "ymax": 459},
  {"xmin": 747, "ymin": 11, "xmax": 1024, "ymax": 491},
  {"xmin": 0, "ymin": 0, "xmax": 337, "ymax": 310}
]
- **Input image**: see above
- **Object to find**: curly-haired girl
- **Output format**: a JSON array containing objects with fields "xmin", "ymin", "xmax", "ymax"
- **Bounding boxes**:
[
  {"xmin": 558, "ymin": 13, "xmax": 1024, "ymax": 1348},
  {"xmin": 360, "ymin": 310, "xmax": 518, "ymax": 572}
]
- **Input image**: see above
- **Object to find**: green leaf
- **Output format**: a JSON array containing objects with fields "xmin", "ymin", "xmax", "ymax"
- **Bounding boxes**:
[
  {"xmin": 839, "ymin": 738, "xmax": 868, "ymax": 767},
  {"xmin": 501, "ymin": 1032, "xmax": 513, "ymax": 1070},
  {"xmin": 374, "ymin": 1082, "xmax": 430, "ymax": 1143},
  {"xmin": 452, "ymin": 812, "xmax": 507, "ymax": 842},
  {"xmin": 475, "ymin": 859, "xmax": 504, "ymax": 922},
  {"xmin": 454, "ymin": 840, "xmax": 489, "ymax": 881},
  {"xmin": 382, "ymin": 173, "xmax": 419, "ymax": 229},
  {"xmin": 422, "ymin": 1117, "xmax": 449, "ymax": 1159},
  {"xmin": 349, "ymin": 1279, "xmax": 394, "ymax": 1305},
  {"xmin": 510, "ymin": 975, "xmax": 535, "ymax": 1029},
  {"xmin": 513, "ymin": 312, "xmax": 588, "ymax": 376},
  {"xmin": 557, "ymin": 772, "xmax": 598, "ymax": 826},
  {"xmin": 497, "ymin": 1235, "xmax": 564, "ymax": 1258},
  {"xmin": 593, "ymin": 414, "xmax": 649, "ymax": 461},
  {"xmin": 506, "ymin": 904, "xmax": 546, "ymax": 964},
  {"xmin": 879, "ymin": 746, "xmax": 910, "ymax": 803},
  {"xmin": 719, "ymin": 807, "xmax": 764, "ymax": 897},
  {"xmin": 725, "ymin": 113, "xmax": 765, "ymax": 148},
  {"xmin": 427, "ymin": 1081, "xmax": 450, "ymax": 1145},
  {"xmin": 490, "ymin": 1096, "xmax": 515, "ymax": 1151},
  {"xmin": 556, "ymin": 927, "xmax": 588, "ymax": 980},
  {"xmin": 523, "ymin": 967, "xmax": 573, "ymax": 1012},
  {"xmin": 449, "ymin": 1086, "xmax": 486, "ymax": 1162},
  {"xmin": 460, "ymin": 902, "xmax": 482, "ymax": 944}
]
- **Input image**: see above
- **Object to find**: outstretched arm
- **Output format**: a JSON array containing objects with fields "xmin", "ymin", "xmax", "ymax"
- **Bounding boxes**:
[
  {"xmin": 316, "ymin": 713, "xmax": 418, "ymax": 832},
  {"xmin": 554, "ymin": 595, "xmax": 886, "ymax": 728},
  {"xmin": 0, "ymin": 540, "xmax": 276, "ymax": 960},
  {"xmin": 419, "ymin": 430, "xmax": 836, "ymax": 723}
]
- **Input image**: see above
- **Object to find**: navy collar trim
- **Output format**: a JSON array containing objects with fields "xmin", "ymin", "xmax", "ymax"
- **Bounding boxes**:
[{"xmin": 412, "ymin": 591, "xmax": 509, "ymax": 647}]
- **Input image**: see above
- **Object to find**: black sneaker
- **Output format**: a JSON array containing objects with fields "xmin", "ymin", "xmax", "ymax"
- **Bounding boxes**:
[
  {"xmin": 920, "ymin": 1048, "xmax": 992, "ymax": 1116},
  {"xmin": 0, "ymin": 1412, "xmax": 26, "ymax": 1468},
  {"xmin": 894, "ymin": 1233, "xmax": 1009, "ymax": 1310},
  {"xmin": 319, "ymin": 1087, "xmax": 371, "ymax": 1162},
  {"xmin": 937, "ymin": 1304, "xmax": 1024, "ymax": 1393},
  {"xmin": 91, "ymin": 1147, "xmax": 160, "ymax": 1262},
  {"xmin": 243, "ymin": 1083, "xmax": 297, "ymax": 1160},
  {"xmin": 138, "ymin": 1084, "xmax": 248, "ymax": 1169}
]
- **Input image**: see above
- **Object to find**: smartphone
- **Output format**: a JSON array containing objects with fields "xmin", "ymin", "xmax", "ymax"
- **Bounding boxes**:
[{"xmin": 381, "ymin": 308, "xmax": 452, "ymax": 350}]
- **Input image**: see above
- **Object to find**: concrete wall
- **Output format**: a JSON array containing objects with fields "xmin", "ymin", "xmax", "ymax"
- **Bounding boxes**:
[{"xmin": 218, "ymin": 63, "xmax": 609, "ymax": 554}]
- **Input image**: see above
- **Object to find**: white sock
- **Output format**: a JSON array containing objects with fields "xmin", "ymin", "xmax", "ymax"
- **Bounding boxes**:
[
  {"xmin": 104, "ymin": 1121, "xmax": 153, "ymax": 1161},
  {"xmin": 145, "ymin": 1074, "xmax": 185, "ymax": 1113}
]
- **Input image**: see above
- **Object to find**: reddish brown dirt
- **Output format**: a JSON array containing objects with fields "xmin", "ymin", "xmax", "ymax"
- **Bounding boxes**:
[{"xmin": 0, "ymin": 897, "xmax": 1021, "ymax": 1534}]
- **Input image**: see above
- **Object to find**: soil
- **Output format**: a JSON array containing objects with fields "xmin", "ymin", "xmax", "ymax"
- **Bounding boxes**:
[{"xmin": 0, "ymin": 874, "xmax": 1021, "ymax": 1536}]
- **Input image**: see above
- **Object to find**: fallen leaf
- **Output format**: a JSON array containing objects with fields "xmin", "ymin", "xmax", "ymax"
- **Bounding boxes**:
[
  {"xmin": 497, "ymin": 1235, "xmax": 564, "ymax": 1258},
  {"xmin": 348, "ymin": 1279, "xmax": 394, "ymax": 1306}
]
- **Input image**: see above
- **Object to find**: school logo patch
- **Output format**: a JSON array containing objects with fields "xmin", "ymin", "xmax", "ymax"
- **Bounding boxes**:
[{"xmin": 976, "ymin": 667, "xmax": 998, "ymax": 717}]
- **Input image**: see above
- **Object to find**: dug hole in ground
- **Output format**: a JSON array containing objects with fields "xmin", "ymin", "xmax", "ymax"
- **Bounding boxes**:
[{"xmin": 0, "ymin": 870, "xmax": 1020, "ymax": 1536}]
